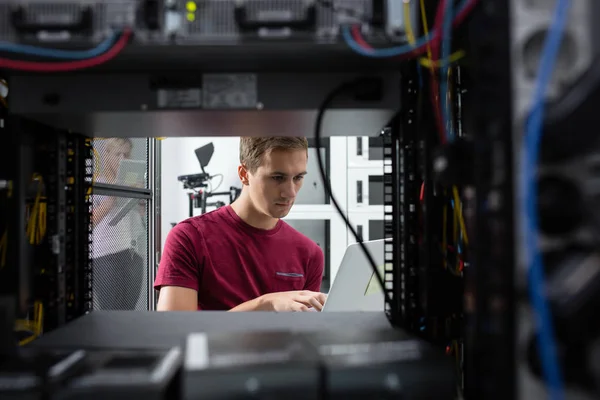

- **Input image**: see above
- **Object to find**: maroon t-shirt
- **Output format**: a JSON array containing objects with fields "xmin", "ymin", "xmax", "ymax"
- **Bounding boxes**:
[{"xmin": 154, "ymin": 205, "xmax": 324, "ymax": 310}]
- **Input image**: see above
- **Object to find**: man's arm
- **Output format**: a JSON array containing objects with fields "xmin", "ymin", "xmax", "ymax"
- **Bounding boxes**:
[
  {"xmin": 228, "ymin": 297, "xmax": 261, "ymax": 312},
  {"xmin": 154, "ymin": 222, "xmax": 203, "ymax": 311},
  {"xmin": 157, "ymin": 286, "xmax": 198, "ymax": 311},
  {"xmin": 229, "ymin": 291, "xmax": 327, "ymax": 312}
]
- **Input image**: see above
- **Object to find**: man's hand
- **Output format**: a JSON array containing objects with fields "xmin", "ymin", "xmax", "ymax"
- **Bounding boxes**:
[{"xmin": 257, "ymin": 290, "xmax": 327, "ymax": 312}]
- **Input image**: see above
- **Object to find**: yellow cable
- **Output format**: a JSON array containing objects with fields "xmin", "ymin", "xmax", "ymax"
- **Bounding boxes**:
[
  {"xmin": 404, "ymin": 1, "xmax": 466, "ymax": 69},
  {"xmin": 404, "ymin": 1, "xmax": 417, "ymax": 45},
  {"xmin": 422, "ymin": 51, "xmax": 466, "ymax": 68},
  {"xmin": 452, "ymin": 186, "xmax": 469, "ymax": 245},
  {"xmin": 418, "ymin": 0, "xmax": 433, "ymax": 61},
  {"xmin": 26, "ymin": 174, "xmax": 46, "ymax": 245},
  {"xmin": 15, "ymin": 320, "xmax": 37, "ymax": 332},
  {"xmin": 453, "ymin": 196, "xmax": 458, "ymax": 245},
  {"xmin": 16, "ymin": 302, "xmax": 43, "ymax": 346},
  {"xmin": 19, "ymin": 335, "xmax": 36, "ymax": 346},
  {"xmin": 35, "ymin": 301, "xmax": 43, "ymax": 334}
]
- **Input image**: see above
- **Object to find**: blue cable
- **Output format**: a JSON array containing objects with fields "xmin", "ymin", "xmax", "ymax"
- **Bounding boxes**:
[
  {"xmin": 341, "ymin": 0, "xmax": 471, "ymax": 58},
  {"xmin": 0, "ymin": 32, "xmax": 118, "ymax": 59},
  {"xmin": 523, "ymin": 0, "xmax": 571, "ymax": 398},
  {"xmin": 440, "ymin": 0, "xmax": 455, "ymax": 142}
]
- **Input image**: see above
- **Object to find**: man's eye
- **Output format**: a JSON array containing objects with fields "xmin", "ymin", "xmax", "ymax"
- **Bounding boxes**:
[
  {"xmin": 272, "ymin": 176, "xmax": 284, "ymax": 181},
  {"xmin": 294, "ymin": 176, "xmax": 304, "ymax": 181}
]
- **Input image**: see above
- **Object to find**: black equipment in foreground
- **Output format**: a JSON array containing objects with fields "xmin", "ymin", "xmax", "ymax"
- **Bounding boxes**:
[
  {"xmin": 164, "ymin": 331, "xmax": 459, "ymax": 400},
  {"xmin": 0, "ymin": 347, "xmax": 180, "ymax": 400},
  {"xmin": 183, "ymin": 331, "xmax": 321, "ymax": 400},
  {"xmin": 11, "ymin": 312, "xmax": 457, "ymax": 399},
  {"xmin": 1, "ymin": 324, "xmax": 456, "ymax": 399}
]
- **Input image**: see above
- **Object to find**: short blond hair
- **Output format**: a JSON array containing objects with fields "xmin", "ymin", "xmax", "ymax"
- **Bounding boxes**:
[{"xmin": 239, "ymin": 137, "xmax": 308, "ymax": 172}]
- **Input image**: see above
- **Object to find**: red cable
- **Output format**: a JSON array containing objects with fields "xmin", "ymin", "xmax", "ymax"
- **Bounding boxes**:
[
  {"xmin": 430, "ymin": 0, "xmax": 448, "ymax": 62},
  {"xmin": 350, "ymin": 0, "xmax": 478, "ymax": 60},
  {"xmin": 429, "ymin": 0, "xmax": 450, "ymax": 142},
  {"xmin": 351, "ymin": 0, "xmax": 478, "ymax": 144},
  {"xmin": 454, "ymin": 0, "xmax": 479, "ymax": 28},
  {"xmin": 0, "ymin": 29, "xmax": 132, "ymax": 72},
  {"xmin": 428, "ymin": 73, "xmax": 445, "ymax": 142},
  {"xmin": 351, "ymin": 26, "xmax": 446, "ymax": 142}
]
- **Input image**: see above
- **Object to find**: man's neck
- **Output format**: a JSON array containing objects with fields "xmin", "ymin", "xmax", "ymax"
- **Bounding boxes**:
[{"xmin": 230, "ymin": 194, "xmax": 279, "ymax": 230}]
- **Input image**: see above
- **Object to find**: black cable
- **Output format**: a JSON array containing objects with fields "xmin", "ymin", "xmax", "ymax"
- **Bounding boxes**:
[{"xmin": 314, "ymin": 79, "xmax": 394, "ymax": 308}]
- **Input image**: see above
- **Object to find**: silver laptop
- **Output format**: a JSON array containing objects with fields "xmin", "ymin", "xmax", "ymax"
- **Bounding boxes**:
[{"xmin": 322, "ymin": 239, "xmax": 388, "ymax": 312}]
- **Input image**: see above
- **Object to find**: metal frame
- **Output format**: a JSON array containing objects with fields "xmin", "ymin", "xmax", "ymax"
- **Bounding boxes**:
[
  {"xmin": 54, "ymin": 133, "xmax": 68, "ymax": 329},
  {"xmin": 465, "ymin": 2, "xmax": 516, "ymax": 399},
  {"xmin": 347, "ymin": 135, "xmax": 386, "ymax": 169},
  {"xmin": 346, "ymin": 166, "xmax": 386, "ymax": 212},
  {"xmin": 382, "ymin": 116, "xmax": 402, "ymax": 326},
  {"xmin": 90, "ymin": 138, "xmax": 154, "ymax": 311},
  {"xmin": 64, "ymin": 134, "xmax": 94, "ymax": 322},
  {"xmin": 92, "ymin": 183, "xmax": 152, "ymax": 200},
  {"xmin": 148, "ymin": 138, "xmax": 161, "ymax": 310},
  {"xmin": 306, "ymin": 137, "xmax": 331, "ymax": 205},
  {"xmin": 82, "ymin": 138, "xmax": 94, "ymax": 315},
  {"xmin": 395, "ymin": 66, "xmax": 420, "ymax": 330},
  {"xmin": 346, "ymin": 212, "xmax": 387, "ymax": 244}
]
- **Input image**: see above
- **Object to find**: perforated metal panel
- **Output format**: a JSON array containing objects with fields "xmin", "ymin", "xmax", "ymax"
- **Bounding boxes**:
[
  {"xmin": 92, "ymin": 138, "xmax": 149, "ymax": 188},
  {"xmin": 90, "ymin": 138, "xmax": 150, "ymax": 311},
  {"xmin": 91, "ymin": 196, "xmax": 148, "ymax": 311}
]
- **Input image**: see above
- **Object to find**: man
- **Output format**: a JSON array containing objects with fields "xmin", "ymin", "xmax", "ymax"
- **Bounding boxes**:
[
  {"xmin": 91, "ymin": 138, "xmax": 145, "ymax": 310},
  {"xmin": 155, "ymin": 137, "xmax": 327, "ymax": 312}
]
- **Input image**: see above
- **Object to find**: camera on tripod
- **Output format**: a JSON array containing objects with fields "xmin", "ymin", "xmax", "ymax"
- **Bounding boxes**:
[
  {"xmin": 177, "ymin": 143, "xmax": 241, "ymax": 218},
  {"xmin": 177, "ymin": 143, "xmax": 214, "ymax": 190}
]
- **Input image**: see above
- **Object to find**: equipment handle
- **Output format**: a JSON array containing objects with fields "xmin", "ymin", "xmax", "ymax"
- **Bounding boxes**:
[
  {"xmin": 11, "ymin": 7, "xmax": 93, "ymax": 34},
  {"xmin": 234, "ymin": 3, "xmax": 316, "ymax": 31},
  {"xmin": 357, "ymin": 180, "xmax": 363, "ymax": 204}
]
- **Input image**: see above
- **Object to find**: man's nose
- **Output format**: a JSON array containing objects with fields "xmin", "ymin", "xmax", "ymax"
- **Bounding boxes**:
[{"xmin": 281, "ymin": 181, "xmax": 297, "ymax": 199}]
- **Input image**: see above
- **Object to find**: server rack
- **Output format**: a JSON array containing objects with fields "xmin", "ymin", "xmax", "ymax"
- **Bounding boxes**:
[{"xmin": 0, "ymin": 114, "xmax": 93, "ymax": 335}]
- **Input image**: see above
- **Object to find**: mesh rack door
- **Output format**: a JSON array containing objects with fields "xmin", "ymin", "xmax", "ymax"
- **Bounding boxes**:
[{"xmin": 90, "ymin": 138, "xmax": 150, "ymax": 311}]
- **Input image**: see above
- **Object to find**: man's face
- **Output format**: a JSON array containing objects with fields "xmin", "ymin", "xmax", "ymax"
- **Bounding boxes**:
[{"xmin": 247, "ymin": 148, "xmax": 307, "ymax": 219}]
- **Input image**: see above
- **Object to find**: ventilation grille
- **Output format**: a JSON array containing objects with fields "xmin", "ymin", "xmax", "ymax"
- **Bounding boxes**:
[
  {"xmin": 184, "ymin": 0, "xmax": 371, "ymax": 37},
  {"xmin": 90, "ymin": 138, "xmax": 150, "ymax": 311}
]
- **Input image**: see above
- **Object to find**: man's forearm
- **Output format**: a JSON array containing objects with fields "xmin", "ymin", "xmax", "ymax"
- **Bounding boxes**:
[{"xmin": 228, "ymin": 296, "xmax": 262, "ymax": 312}]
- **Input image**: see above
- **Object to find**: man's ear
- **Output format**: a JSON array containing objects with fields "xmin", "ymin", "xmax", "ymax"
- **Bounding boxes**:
[{"xmin": 238, "ymin": 164, "xmax": 249, "ymax": 186}]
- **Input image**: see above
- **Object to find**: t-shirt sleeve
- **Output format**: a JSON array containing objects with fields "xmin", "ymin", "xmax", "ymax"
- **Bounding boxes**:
[
  {"xmin": 304, "ymin": 245, "xmax": 325, "ymax": 292},
  {"xmin": 154, "ymin": 222, "xmax": 203, "ymax": 292}
]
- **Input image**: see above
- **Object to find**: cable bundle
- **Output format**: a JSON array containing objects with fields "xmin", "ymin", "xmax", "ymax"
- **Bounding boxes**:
[
  {"xmin": 15, "ymin": 301, "xmax": 44, "ymax": 346},
  {"xmin": 26, "ymin": 173, "xmax": 46, "ymax": 245},
  {"xmin": 0, "ymin": 29, "xmax": 132, "ymax": 72}
]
